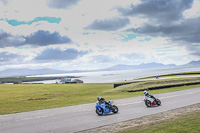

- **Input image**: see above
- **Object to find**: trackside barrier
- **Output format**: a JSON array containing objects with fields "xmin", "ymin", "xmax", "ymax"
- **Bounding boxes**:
[
  {"xmin": 114, "ymin": 82, "xmax": 200, "ymax": 92},
  {"xmin": 113, "ymin": 81, "xmax": 143, "ymax": 88}
]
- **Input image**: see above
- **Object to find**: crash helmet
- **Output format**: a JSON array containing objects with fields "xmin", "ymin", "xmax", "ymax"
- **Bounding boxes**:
[
  {"xmin": 143, "ymin": 90, "xmax": 147, "ymax": 95},
  {"xmin": 97, "ymin": 96, "xmax": 101, "ymax": 101}
]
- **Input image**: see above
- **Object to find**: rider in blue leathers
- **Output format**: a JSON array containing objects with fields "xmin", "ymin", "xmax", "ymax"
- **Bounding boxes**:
[
  {"xmin": 97, "ymin": 96, "xmax": 109, "ymax": 104},
  {"xmin": 97, "ymin": 96, "xmax": 111, "ymax": 109}
]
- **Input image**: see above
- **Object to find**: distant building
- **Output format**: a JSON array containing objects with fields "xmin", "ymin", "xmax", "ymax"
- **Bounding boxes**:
[
  {"xmin": 14, "ymin": 81, "xmax": 22, "ymax": 84},
  {"xmin": 60, "ymin": 77, "xmax": 83, "ymax": 84},
  {"xmin": 60, "ymin": 77, "xmax": 71, "ymax": 83},
  {"xmin": 72, "ymin": 79, "xmax": 83, "ymax": 83}
]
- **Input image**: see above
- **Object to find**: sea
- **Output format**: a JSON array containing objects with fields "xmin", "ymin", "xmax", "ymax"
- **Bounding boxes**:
[{"xmin": 25, "ymin": 67, "xmax": 200, "ymax": 84}]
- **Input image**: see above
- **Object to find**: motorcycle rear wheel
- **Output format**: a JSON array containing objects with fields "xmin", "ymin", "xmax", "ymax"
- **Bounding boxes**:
[{"xmin": 145, "ymin": 100, "xmax": 151, "ymax": 107}]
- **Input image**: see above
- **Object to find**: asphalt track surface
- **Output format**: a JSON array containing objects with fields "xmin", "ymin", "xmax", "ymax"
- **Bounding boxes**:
[{"xmin": 0, "ymin": 87, "xmax": 200, "ymax": 133}]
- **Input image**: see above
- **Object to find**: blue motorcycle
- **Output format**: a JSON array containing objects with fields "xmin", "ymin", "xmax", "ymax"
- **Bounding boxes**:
[{"xmin": 95, "ymin": 100, "xmax": 118, "ymax": 115}]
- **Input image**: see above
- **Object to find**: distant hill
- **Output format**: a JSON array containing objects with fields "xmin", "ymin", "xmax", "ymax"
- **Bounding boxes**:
[
  {"xmin": 182, "ymin": 60, "xmax": 200, "ymax": 67},
  {"xmin": 102, "ymin": 63, "xmax": 176, "ymax": 71},
  {"xmin": 1, "ymin": 61, "xmax": 200, "ymax": 77},
  {"xmin": 0, "ymin": 68, "xmax": 67, "ymax": 77}
]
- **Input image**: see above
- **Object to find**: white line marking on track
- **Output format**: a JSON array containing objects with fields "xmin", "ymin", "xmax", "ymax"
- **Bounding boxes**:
[
  {"xmin": 119, "ymin": 90, "xmax": 200, "ymax": 106},
  {"xmin": 159, "ymin": 90, "xmax": 200, "ymax": 100}
]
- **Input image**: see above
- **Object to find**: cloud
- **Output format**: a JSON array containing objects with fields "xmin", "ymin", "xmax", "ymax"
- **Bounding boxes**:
[
  {"xmin": 0, "ymin": 52, "xmax": 23, "ymax": 62},
  {"xmin": 117, "ymin": 0, "xmax": 199, "ymax": 44},
  {"xmin": 122, "ymin": 53, "xmax": 145, "ymax": 60},
  {"xmin": 47, "ymin": 0, "xmax": 80, "ymax": 9},
  {"xmin": 91, "ymin": 55, "xmax": 113, "ymax": 63},
  {"xmin": 24, "ymin": 30, "xmax": 71, "ymax": 46},
  {"xmin": 0, "ymin": 30, "xmax": 72, "ymax": 47},
  {"xmin": 0, "ymin": 0, "xmax": 8, "ymax": 5},
  {"xmin": 0, "ymin": 30, "xmax": 10, "ymax": 40},
  {"xmin": 126, "ymin": 17, "xmax": 200, "ymax": 43},
  {"xmin": 85, "ymin": 18, "xmax": 130, "ymax": 31},
  {"xmin": 1, "ymin": 0, "xmax": 200, "ymax": 70},
  {"xmin": 118, "ymin": 0, "xmax": 193, "ymax": 24},
  {"xmin": 34, "ymin": 48, "xmax": 88, "ymax": 61},
  {"xmin": 187, "ymin": 44, "xmax": 200, "ymax": 56},
  {"xmin": 0, "ymin": 30, "xmax": 25, "ymax": 47}
]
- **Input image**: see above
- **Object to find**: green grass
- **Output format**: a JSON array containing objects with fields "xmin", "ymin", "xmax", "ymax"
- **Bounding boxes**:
[
  {"xmin": 118, "ymin": 108, "xmax": 200, "ymax": 133},
  {"xmin": 0, "ymin": 83, "xmax": 134, "ymax": 115},
  {"xmin": 0, "ymin": 82, "xmax": 200, "ymax": 115}
]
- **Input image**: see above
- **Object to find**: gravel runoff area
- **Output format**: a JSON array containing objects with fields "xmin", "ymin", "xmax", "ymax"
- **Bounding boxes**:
[{"xmin": 79, "ymin": 103, "xmax": 200, "ymax": 133}]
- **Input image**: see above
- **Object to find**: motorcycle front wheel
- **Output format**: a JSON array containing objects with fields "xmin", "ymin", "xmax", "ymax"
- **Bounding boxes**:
[
  {"xmin": 156, "ymin": 99, "xmax": 161, "ymax": 106},
  {"xmin": 96, "ymin": 108, "xmax": 104, "ymax": 116},
  {"xmin": 112, "ymin": 105, "xmax": 118, "ymax": 113}
]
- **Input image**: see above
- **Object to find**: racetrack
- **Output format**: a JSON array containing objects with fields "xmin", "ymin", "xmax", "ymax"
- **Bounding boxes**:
[{"xmin": 0, "ymin": 87, "xmax": 200, "ymax": 133}]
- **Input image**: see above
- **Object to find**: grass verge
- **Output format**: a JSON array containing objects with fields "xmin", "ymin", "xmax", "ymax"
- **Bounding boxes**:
[
  {"xmin": 118, "ymin": 105, "xmax": 200, "ymax": 133},
  {"xmin": 0, "ymin": 83, "xmax": 134, "ymax": 115}
]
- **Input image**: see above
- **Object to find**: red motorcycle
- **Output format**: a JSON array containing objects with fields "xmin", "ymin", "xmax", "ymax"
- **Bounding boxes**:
[{"xmin": 144, "ymin": 96, "xmax": 161, "ymax": 107}]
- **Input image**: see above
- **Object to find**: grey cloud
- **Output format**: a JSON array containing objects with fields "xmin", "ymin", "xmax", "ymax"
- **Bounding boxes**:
[
  {"xmin": 187, "ymin": 44, "xmax": 200, "ymax": 56},
  {"xmin": 127, "ymin": 17, "xmax": 200, "ymax": 43},
  {"xmin": 118, "ymin": 0, "xmax": 193, "ymax": 24},
  {"xmin": 0, "ymin": 30, "xmax": 71, "ymax": 48},
  {"xmin": 0, "ymin": 31, "xmax": 11, "ymax": 41},
  {"xmin": 0, "ymin": 0, "xmax": 8, "ymax": 5},
  {"xmin": 47, "ymin": 0, "xmax": 80, "ymax": 9},
  {"xmin": 85, "ymin": 18, "xmax": 130, "ymax": 31},
  {"xmin": 0, "ymin": 30, "xmax": 25, "ymax": 47},
  {"xmin": 24, "ymin": 30, "xmax": 71, "ymax": 45},
  {"xmin": 173, "ymin": 34, "xmax": 200, "ymax": 43},
  {"xmin": 34, "ymin": 48, "xmax": 88, "ymax": 61},
  {"xmin": 0, "ymin": 52, "xmax": 23, "ymax": 62},
  {"xmin": 118, "ymin": 0, "xmax": 199, "ymax": 44}
]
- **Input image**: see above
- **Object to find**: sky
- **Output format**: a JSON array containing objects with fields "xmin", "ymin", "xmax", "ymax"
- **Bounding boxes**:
[{"xmin": 0, "ymin": 0, "xmax": 200, "ymax": 71}]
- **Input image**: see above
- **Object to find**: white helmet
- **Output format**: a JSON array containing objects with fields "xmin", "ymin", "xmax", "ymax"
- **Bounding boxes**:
[
  {"xmin": 97, "ymin": 96, "xmax": 101, "ymax": 101},
  {"xmin": 143, "ymin": 90, "xmax": 147, "ymax": 95}
]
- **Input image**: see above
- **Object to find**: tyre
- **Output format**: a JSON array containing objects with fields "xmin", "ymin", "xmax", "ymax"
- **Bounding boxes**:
[
  {"xmin": 96, "ymin": 107, "xmax": 103, "ymax": 115},
  {"xmin": 145, "ymin": 100, "xmax": 151, "ymax": 107},
  {"xmin": 156, "ymin": 99, "xmax": 161, "ymax": 106},
  {"xmin": 112, "ymin": 105, "xmax": 118, "ymax": 113}
]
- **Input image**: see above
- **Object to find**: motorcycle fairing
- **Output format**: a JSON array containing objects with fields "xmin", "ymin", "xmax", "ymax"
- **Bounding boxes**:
[
  {"xmin": 144, "ymin": 96, "xmax": 155, "ymax": 103},
  {"xmin": 96, "ymin": 102, "xmax": 112, "ymax": 113}
]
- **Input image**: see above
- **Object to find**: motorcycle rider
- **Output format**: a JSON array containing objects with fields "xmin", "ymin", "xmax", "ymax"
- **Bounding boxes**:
[
  {"xmin": 143, "ymin": 90, "xmax": 156, "ymax": 101},
  {"xmin": 97, "ymin": 96, "xmax": 108, "ymax": 104},
  {"xmin": 97, "ymin": 96, "xmax": 111, "ymax": 109}
]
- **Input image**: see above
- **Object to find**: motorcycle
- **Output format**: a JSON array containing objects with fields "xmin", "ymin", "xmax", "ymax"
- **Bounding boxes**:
[
  {"xmin": 144, "ymin": 95, "xmax": 161, "ymax": 107},
  {"xmin": 95, "ymin": 100, "xmax": 118, "ymax": 115}
]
